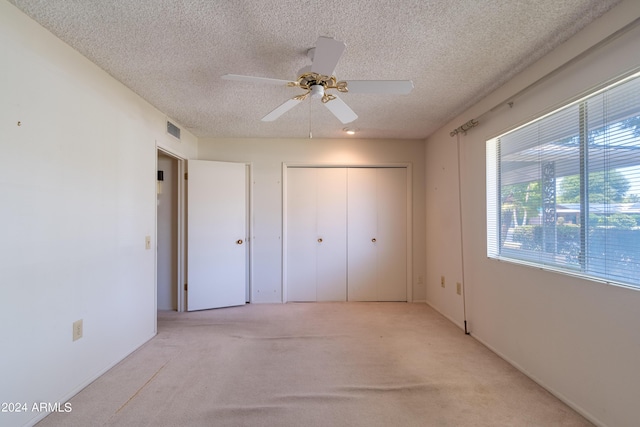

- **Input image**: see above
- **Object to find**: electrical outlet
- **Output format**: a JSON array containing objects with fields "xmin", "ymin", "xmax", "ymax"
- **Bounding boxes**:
[
  {"xmin": 73, "ymin": 319, "xmax": 83, "ymax": 341},
  {"xmin": 456, "ymin": 282, "xmax": 462, "ymax": 295},
  {"xmin": 441, "ymin": 276, "xmax": 445, "ymax": 287},
  {"xmin": 417, "ymin": 275, "xmax": 424, "ymax": 284},
  {"xmin": 145, "ymin": 235, "xmax": 151, "ymax": 250}
]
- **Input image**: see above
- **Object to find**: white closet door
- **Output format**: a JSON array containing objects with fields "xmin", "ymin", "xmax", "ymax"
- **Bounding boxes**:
[
  {"xmin": 376, "ymin": 168, "xmax": 407, "ymax": 301},
  {"xmin": 347, "ymin": 168, "xmax": 407, "ymax": 301},
  {"xmin": 316, "ymin": 168, "xmax": 347, "ymax": 301},
  {"xmin": 287, "ymin": 168, "xmax": 347, "ymax": 301},
  {"xmin": 347, "ymin": 168, "xmax": 378, "ymax": 301},
  {"xmin": 287, "ymin": 168, "xmax": 318, "ymax": 301}
]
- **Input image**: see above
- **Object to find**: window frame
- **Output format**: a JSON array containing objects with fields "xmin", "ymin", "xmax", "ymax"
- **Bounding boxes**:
[{"xmin": 486, "ymin": 71, "xmax": 640, "ymax": 290}]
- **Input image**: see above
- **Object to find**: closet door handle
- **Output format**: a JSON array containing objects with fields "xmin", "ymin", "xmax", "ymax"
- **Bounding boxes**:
[
  {"xmin": 317, "ymin": 238, "xmax": 323, "ymax": 243},
  {"xmin": 236, "ymin": 239, "xmax": 244, "ymax": 245},
  {"xmin": 371, "ymin": 238, "xmax": 377, "ymax": 243}
]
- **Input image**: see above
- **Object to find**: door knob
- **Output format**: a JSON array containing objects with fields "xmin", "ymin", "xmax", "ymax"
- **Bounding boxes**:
[
  {"xmin": 371, "ymin": 238, "xmax": 377, "ymax": 243},
  {"xmin": 317, "ymin": 238, "xmax": 323, "ymax": 243},
  {"xmin": 236, "ymin": 239, "xmax": 243, "ymax": 245}
]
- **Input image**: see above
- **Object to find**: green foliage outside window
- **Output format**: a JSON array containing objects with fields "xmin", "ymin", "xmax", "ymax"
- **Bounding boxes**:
[{"xmin": 558, "ymin": 170, "xmax": 630, "ymax": 203}]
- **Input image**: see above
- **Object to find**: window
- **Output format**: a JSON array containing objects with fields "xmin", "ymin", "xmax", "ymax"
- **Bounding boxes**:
[{"xmin": 487, "ymin": 71, "xmax": 640, "ymax": 289}]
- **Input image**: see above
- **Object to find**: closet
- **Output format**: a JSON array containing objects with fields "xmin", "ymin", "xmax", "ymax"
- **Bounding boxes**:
[
  {"xmin": 286, "ymin": 166, "xmax": 408, "ymax": 302},
  {"xmin": 286, "ymin": 168, "xmax": 347, "ymax": 301}
]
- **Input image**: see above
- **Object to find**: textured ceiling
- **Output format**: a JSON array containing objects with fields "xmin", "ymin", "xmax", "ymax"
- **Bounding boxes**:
[{"xmin": 9, "ymin": 0, "xmax": 621, "ymax": 139}]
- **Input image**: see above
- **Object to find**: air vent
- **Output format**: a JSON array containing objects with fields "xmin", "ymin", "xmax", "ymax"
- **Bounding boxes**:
[{"xmin": 167, "ymin": 121, "xmax": 181, "ymax": 140}]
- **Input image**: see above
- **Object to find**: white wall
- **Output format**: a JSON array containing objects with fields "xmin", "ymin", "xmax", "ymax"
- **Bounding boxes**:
[
  {"xmin": 197, "ymin": 138, "xmax": 426, "ymax": 303},
  {"xmin": 425, "ymin": 1, "xmax": 640, "ymax": 426},
  {"xmin": 0, "ymin": 2, "xmax": 197, "ymax": 426}
]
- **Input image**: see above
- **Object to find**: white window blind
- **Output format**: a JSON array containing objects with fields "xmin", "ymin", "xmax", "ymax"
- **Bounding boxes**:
[{"xmin": 487, "ymin": 71, "xmax": 640, "ymax": 288}]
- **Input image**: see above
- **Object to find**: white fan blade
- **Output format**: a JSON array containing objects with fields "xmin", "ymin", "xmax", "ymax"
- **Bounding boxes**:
[
  {"xmin": 262, "ymin": 98, "xmax": 302, "ymax": 122},
  {"xmin": 311, "ymin": 36, "xmax": 346, "ymax": 76},
  {"xmin": 222, "ymin": 74, "xmax": 292, "ymax": 86},
  {"xmin": 324, "ymin": 95, "xmax": 357, "ymax": 124},
  {"xmin": 345, "ymin": 80, "xmax": 414, "ymax": 94}
]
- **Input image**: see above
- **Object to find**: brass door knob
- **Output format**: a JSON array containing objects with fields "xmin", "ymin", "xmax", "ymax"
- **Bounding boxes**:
[
  {"xmin": 317, "ymin": 238, "xmax": 323, "ymax": 243},
  {"xmin": 371, "ymin": 238, "xmax": 377, "ymax": 243},
  {"xmin": 236, "ymin": 239, "xmax": 243, "ymax": 245}
]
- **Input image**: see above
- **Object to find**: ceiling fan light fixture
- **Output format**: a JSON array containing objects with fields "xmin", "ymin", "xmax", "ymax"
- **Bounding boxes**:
[
  {"xmin": 223, "ymin": 36, "xmax": 412, "ymax": 124},
  {"xmin": 310, "ymin": 84, "xmax": 324, "ymax": 99},
  {"xmin": 343, "ymin": 127, "xmax": 358, "ymax": 135}
]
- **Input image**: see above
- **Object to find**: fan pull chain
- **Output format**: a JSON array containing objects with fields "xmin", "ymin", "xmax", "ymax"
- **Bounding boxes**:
[{"xmin": 308, "ymin": 100, "xmax": 312, "ymax": 139}]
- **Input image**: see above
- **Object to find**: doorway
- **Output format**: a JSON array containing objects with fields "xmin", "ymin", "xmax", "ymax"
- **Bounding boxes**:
[
  {"xmin": 157, "ymin": 149, "xmax": 184, "ymax": 311},
  {"xmin": 156, "ymin": 152, "xmax": 253, "ymax": 312}
]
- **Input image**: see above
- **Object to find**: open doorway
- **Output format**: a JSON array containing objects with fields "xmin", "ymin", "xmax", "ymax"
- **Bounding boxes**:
[
  {"xmin": 156, "ymin": 152, "xmax": 253, "ymax": 311},
  {"xmin": 157, "ymin": 149, "xmax": 183, "ymax": 311}
]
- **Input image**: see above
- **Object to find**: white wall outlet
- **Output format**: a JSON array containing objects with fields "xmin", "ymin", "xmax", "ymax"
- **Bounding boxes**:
[
  {"xmin": 73, "ymin": 319, "xmax": 83, "ymax": 341},
  {"xmin": 457, "ymin": 282, "xmax": 462, "ymax": 295},
  {"xmin": 145, "ymin": 235, "xmax": 151, "ymax": 250},
  {"xmin": 417, "ymin": 275, "xmax": 424, "ymax": 284}
]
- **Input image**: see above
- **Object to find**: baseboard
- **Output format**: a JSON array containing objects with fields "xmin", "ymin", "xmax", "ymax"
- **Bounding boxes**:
[
  {"xmin": 463, "ymin": 332, "xmax": 606, "ymax": 427},
  {"xmin": 424, "ymin": 300, "xmax": 465, "ymax": 331},
  {"xmin": 423, "ymin": 301, "xmax": 605, "ymax": 425},
  {"xmin": 24, "ymin": 332, "xmax": 157, "ymax": 427}
]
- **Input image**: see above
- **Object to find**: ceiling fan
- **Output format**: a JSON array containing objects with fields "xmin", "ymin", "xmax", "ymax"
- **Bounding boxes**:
[{"xmin": 222, "ymin": 36, "xmax": 414, "ymax": 124}]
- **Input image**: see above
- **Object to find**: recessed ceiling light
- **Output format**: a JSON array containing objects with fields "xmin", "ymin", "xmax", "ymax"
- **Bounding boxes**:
[{"xmin": 343, "ymin": 127, "xmax": 358, "ymax": 135}]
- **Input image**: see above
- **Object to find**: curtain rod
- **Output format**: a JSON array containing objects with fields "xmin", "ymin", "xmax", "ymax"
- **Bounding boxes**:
[{"xmin": 449, "ymin": 16, "xmax": 640, "ymax": 138}]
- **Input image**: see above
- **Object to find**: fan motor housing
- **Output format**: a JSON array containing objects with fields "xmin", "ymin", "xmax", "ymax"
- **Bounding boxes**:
[{"xmin": 297, "ymin": 72, "xmax": 346, "ymax": 93}]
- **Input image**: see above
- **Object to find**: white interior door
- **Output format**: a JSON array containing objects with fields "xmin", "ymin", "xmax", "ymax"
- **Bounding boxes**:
[
  {"xmin": 347, "ymin": 168, "xmax": 378, "ymax": 301},
  {"xmin": 347, "ymin": 168, "xmax": 407, "ymax": 301},
  {"xmin": 287, "ymin": 166, "xmax": 407, "ymax": 303},
  {"xmin": 187, "ymin": 160, "xmax": 246, "ymax": 311},
  {"xmin": 315, "ymin": 168, "xmax": 347, "ymax": 301},
  {"xmin": 376, "ymin": 168, "xmax": 407, "ymax": 301},
  {"xmin": 287, "ymin": 168, "xmax": 318, "ymax": 301},
  {"xmin": 286, "ymin": 168, "xmax": 347, "ymax": 301}
]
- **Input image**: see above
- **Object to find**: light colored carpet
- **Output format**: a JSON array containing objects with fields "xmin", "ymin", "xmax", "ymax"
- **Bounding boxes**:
[{"xmin": 38, "ymin": 303, "xmax": 592, "ymax": 426}]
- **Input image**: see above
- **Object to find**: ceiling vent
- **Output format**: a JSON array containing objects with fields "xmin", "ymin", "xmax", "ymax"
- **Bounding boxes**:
[{"xmin": 167, "ymin": 121, "xmax": 181, "ymax": 140}]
